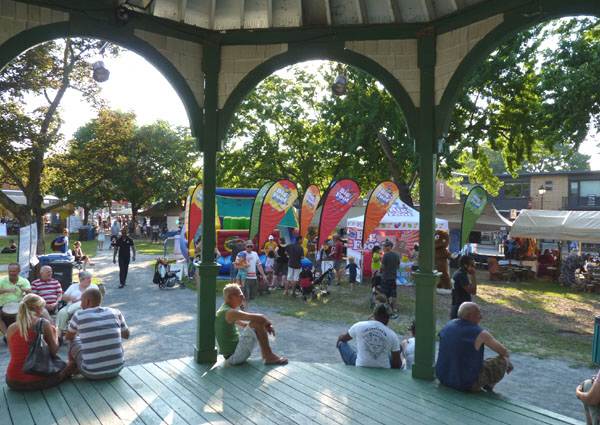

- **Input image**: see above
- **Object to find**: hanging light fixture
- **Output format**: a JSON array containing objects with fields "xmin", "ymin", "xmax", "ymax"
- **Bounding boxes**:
[
  {"xmin": 92, "ymin": 42, "xmax": 111, "ymax": 83},
  {"xmin": 92, "ymin": 61, "xmax": 110, "ymax": 82},
  {"xmin": 331, "ymin": 65, "xmax": 348, "ymax": 96}
]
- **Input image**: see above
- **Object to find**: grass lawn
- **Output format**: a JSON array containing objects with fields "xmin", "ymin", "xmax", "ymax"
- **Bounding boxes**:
[
  {"xmin": 135, "ymin": 239, "xmax": 174, "ymax": 256},
  {"xmin": 0, "ymin": 233, "xmax": 98, "ymax": 266},
  {"xmin": 247, "ymin": 271, "xmax": 600, "ymax": 366}
]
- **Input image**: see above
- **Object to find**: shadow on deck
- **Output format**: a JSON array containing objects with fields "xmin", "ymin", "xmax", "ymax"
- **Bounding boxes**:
[{"xmin": 1, "ymin": 357, "xmax": 583, "ymax": 424}]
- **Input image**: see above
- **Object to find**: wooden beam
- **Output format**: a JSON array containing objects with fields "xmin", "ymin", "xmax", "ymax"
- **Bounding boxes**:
[
  {"xmin": 356, "ymin": 0, "xmax": 367, "ymax": 24},
  {"xmin": 267, "ymin": 0, "xmax": 273, "ymax": 27},
  {"xmin": 177, "ymin": 0, "xmax": 187, "ymax": 22},
  {"xmin": 421, "ymin": 0, "xmax": 435, "ymax": 20},
  {"xmin": 390, "ymin": 0, "xmax": 403, "ymax": 23},
  {"xmin": 324, "ymin": 0, "xmax": 332, "ymax": 25},
  {"xmin": 208, "ymin": 0, "xmax": 215, "ymax": 29},
  {"xmin": 239, "ymin": 0, "xmax": 244, "ymax": 28}
]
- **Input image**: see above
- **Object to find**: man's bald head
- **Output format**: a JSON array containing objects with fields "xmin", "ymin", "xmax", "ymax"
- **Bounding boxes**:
[
  {"xmin": 39, "ymin": 265, "xmax": 52, "ymax": 280},
  {"xmin": 81, "ymin": 286, "xmax": 102, "ymax": 308},
  {"xmin": 458, "ymin": 302, "xmax": 481, "ymax": 323}
]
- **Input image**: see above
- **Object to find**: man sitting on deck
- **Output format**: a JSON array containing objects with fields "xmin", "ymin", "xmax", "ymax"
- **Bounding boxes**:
[
  {"xmin": 66, "ymin": 286, "xmax": 130, "ymax": 379},
  {"xmin": 215, "ymin": 283, "xmax": 287, "ymax": 366},
  {"xmin": 336, "ymin": 303, "xmax": 402, "ymax": 369},
  {"xmin": 436, "ymin": 302, "xmax": 513, "ymax": 392}
]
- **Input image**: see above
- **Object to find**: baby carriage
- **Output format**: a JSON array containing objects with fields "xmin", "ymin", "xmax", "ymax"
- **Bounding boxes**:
[
  {"xmin": 153, "ymin": 258, "xmax": 182, "ymax": 289},
  {"xmin": 294, "ymin": 267, "xmax": 332, "ymax": 301},
  {"xmin": 152, "ymin": 237, "xmax": 183, "ymax": 289}
]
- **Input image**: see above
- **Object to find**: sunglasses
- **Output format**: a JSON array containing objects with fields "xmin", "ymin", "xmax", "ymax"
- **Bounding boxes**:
[{"xmin": 246, "ymin": 245, "xmax": 253, "ymax": 248}]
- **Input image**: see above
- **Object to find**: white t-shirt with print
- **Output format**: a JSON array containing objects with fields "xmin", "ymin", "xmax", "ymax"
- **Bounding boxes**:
[
  {"xmin": 348, "ymin": 320, "xmax": 400, "ymax": 368},
  {"xmin": 245, "ymin": 251, "xmax": 260, "ymax": 279},
  {"xmin": 64, "ymin": 283, "xmax": 84, "ymax": 304}
]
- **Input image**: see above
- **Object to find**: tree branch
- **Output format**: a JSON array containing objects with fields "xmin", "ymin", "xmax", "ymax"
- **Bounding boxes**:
[
  {"xmin": 0, "ymin": 188, "xmax": 27, "ymax": 219},
  {"xmin": 0, "ymin": 156, "xmax": 27, "ymax": 193},
  {"xmin": 41, "ymin": 175, "xmax": 107, "ymax": 213}
]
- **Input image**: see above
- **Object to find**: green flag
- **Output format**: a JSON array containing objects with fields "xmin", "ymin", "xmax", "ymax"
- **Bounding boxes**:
[
  {"xmin": 249, "ymin": 182, "xmax": 274, "ymax": 242},
  {"xmin": 460, "ymin": 185, "xmax": 488, "ymax": 248}
]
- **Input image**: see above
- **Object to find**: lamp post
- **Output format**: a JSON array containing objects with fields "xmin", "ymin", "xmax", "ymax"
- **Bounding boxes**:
[{"xmin": 538, "ymin": 185, "xmax": 546, "ymax": 209}]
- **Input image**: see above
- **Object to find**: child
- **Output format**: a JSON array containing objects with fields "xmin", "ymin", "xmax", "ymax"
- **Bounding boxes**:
[
  {"xmin": 265, "ymin": 250, "xmax": 275, "ymax": 289},
  {"xmin": 401, "ymin": 321, "xmax": 416, "ymax": 371},
  {"xmin": 345, "ymin": 256, "xmax": 359, "ymax": 289},
  {"xmin": 298, "ymin": 267, "xmax": 314, "ymax": 301},
  {"xmin": 234, "ymin": 251, "xmax": 248, "ymax": 285}
]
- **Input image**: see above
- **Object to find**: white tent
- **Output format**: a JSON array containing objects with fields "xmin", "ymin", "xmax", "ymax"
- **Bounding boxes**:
[
  {"xmin": 510, "ymin": 209, "xmax": 600, "ymax": 243},
  {"xmin": 347, "ymin": 199, "xmax": 449, "ymax": 231}
]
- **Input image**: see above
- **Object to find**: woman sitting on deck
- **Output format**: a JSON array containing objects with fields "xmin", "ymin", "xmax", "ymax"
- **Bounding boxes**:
[{"xmin": 5, "ymin": 294, "xmax": 72, "ymax": 390}]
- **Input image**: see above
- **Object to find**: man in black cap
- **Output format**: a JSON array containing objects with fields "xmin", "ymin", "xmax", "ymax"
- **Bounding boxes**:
[{"xmin": 336, "ymin": 303, "xmax": 401, "ymax": 369}]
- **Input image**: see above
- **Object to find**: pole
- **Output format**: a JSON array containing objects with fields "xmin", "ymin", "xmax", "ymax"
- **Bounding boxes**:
[
  {"xmin": 412, "ymin": 33, "xmax": 439, "ymax": 381},
  {"xmin": 195, "ymin": 43, "xmax": 221, "ymax": 364}
]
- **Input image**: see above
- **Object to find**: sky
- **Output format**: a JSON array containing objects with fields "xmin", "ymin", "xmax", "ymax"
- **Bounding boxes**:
[{"xmin": 57, "ymin": 50, "xmax": 600, "ymax": 170}]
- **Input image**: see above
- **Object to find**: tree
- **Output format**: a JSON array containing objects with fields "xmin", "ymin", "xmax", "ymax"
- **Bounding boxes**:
[
  {"xmin": 445, "ymin": 18, "xmax": 598, "ymax": 195},
  {"xmin": 0, "ymin": 39, "xmax": 118, "ymax": 252},
  {"xmin": 221, "ymin": 64, "xmax": 416, "ymax": 204},
  {"xmin": 55, "ymin": 109, "xmax": 200, "ymax": 222}
]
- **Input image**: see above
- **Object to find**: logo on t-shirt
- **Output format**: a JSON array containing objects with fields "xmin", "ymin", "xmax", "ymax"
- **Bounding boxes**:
[{"xmin": 362, "ymin": 327, "xmax": 389, "ymax": 359}]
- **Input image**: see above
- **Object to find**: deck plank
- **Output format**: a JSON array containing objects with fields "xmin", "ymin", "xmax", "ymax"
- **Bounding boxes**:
[
  {"xmin": 156, "ymin": 360, "xmax": 289, "ymax": 425},
  {"xmin": 141, "ymin": 362, "xmax": 246, "ymax": 425},
  {"xmin": 87, "ymin": 380, "xmax": 146, "ymax": 425},
  {"xmin": 56, "ymin": 380, "xmax": 100, "ymax": 425},
  {"xmin": 4, "ymin": 386, "xmax": 35, "ymax": 425},
  {"xmin": 2, "ymin": 358, "xmax": 584, "ymax": 425},
  {"xmin": 173, "ymin": 358, "xmax": 317, "ymax": 425},
  {"xmin": 118, "ymin": 368, "xmax": 191, "ymax": 425},
  {"xmin": 107, "ymin": 377, "xmax": 168, "ymax": 425},
  {"xmin": 22, "ymin": 391, "xmax": 56, "ymax": 425}
]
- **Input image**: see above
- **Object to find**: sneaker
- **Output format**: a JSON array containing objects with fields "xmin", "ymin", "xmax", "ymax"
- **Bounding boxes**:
[
  {"xmin": 390, "ymin": 313, "xmax": 399, "ymax": 319},
  {"xmin": 118, "ymin": 284, "xmax": 125, "ymax": 289}
]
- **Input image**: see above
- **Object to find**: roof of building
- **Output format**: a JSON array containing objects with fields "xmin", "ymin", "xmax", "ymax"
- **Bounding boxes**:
[
  {"xmin": 496, "ymin": 170, "xmax": 600, "ymax": 179},
  {"xmin": 127, "ymin": 0, "xmax": 487, "ymax": 31}
]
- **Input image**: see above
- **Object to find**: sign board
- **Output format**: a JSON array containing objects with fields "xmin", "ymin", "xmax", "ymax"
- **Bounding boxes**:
[
  {"xmin": 18, "ymin": 224, "xmax": 38, "ymax": 276},
  {"xmin": 0, "ymin": 223, "xmax": 6, "ymax": 237},
  {"xmin": 67, "ymin": 215, "xmax": 83, "ymax": 233}
]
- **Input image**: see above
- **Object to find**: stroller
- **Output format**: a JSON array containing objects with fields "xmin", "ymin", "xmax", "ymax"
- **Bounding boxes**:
[
  {"xmin": 294, "ymin": 267, "xmax": 332, "ymax": 301},
  {"xmin": 152, "ymin": 237, "xmax": 183, "ymax": 289}
]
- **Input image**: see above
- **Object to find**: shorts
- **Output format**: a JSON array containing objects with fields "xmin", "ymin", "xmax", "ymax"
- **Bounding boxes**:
[
  {"xmin": 69, "ymin": 338, "xmax": 122, "ymax": 380},
  {"xmin": 334, "ymin": 260, "xmax": 345, "ymax": 270},
  {"xmin": 380, "ymin": 279, "xmax": 397, "ymax": 298},
  {"xmin": 275, "ymin": 263, "xmax": 288, "ymax": 276},
  {"xmin": 581, "ymin": 378, "xmax": 600, "ymax": 424},
  {"xmin": 237, "ymin": 269, "xmax": 247, "ymax": 281},
  {"xmin": 287, "ymin": 267, "xmax": 301, "ymax": 281},
  {"xmin": 225, "ymin": 327, "xmax": 258, "ymax": 366}
]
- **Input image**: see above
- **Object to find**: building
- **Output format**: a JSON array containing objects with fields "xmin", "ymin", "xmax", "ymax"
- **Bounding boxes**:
[{"xmin": 493, "ymin": 170, "xmax": 600, "ymax": 217}]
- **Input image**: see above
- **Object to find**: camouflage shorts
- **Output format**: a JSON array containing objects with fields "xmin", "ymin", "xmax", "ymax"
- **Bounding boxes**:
[
  {"xmin": 475, "ymin": 355, "xmax": 508, "ymax": 390},
  {"xmin": 581, "ymin": 379, "xmax": 600, "ymax": 424}
]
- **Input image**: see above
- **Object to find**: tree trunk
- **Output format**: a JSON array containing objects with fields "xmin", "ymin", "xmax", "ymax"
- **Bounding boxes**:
[
  {"xmin": 397, "ymin": 182, "xmax": 414, "ymax": 207},
  {"xmin": 83, "ymin": 206, "xmax": 89, "ymax": 225},
  {"xmin": 35, "ymin": 211, "xmax": 45, "ymax": 255}
]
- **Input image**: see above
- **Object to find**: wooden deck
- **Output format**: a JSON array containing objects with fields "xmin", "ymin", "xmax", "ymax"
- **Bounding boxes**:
[{"xmin": 1, "ymin": 357, "xmax": 583, "ymax": 425}]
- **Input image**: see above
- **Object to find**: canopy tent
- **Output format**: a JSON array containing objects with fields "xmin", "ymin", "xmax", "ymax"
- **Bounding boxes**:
[
  {"xmin": 510, "ymin": 209, "xmax": 600, "ymax": 243},
  {"xmin": 347, "ymin": 199, "xmax": 448, "ymax": 233},
  {"xmin": 434, "ymin": 202, "xmax": 513, "ymax": 231}
]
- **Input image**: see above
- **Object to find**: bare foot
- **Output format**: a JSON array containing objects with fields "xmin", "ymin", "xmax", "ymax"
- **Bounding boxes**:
[{"xmin": 264, "ymin": 355, "xmax": 288, "ymax": 365}]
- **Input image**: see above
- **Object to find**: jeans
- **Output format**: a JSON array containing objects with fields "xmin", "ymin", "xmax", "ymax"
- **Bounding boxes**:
[
  {"xmin": 337, "ymin": 341, "xmax": 357, "ymax": 366},
  {"xmin": 118, "ymin": 256, "xmax": 130, "ymax": 285}
]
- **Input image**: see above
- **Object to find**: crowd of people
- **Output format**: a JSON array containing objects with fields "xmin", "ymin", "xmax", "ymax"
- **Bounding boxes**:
[{"xmin": 1, "ymin": 262, "xmax": 129, "ymax": 390}]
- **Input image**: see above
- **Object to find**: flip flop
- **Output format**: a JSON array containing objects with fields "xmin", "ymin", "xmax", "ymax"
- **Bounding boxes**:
[{"xmin": 265, "ymin": 357, "xmax": 288, "ymax": 365}]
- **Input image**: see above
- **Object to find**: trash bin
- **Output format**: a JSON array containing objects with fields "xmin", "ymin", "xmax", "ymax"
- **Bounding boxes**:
[
  {"xmin": 49, "ymin": 261, "xmax": 73, "ymax": 291},
  {"xmin": 593, "ymin": 316, "xmax": 600, "ymax": 364},
  {"xmin": 78, "ymin": 227, "xmax": 88, "ymax": 241}
]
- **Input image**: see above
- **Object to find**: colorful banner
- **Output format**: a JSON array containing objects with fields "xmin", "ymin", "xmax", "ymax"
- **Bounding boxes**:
[
  {"xmin": 249, "ymin": 182, "xmax": 274, "ymax": 242},
  {"xmin": 299, "ymin": 184, "xmax": 321, "ymax": 239},
  {"xmin": 258, "ymin": 179, "xmax": 298, "ymax": 248},
  {"xmin": 361, "ymin": 181, "xmax": 400, "ymax": 247},
  {"xmin": 317, "ymin": 179, "xmax": 361, "ymax": 248},
  {"xmin": 460, "ymin": 185, "xmax": 489, "ymax": 248},
  {"xmin": 186, "ymin": 183, "xmax": 203, "ymax": 257}
]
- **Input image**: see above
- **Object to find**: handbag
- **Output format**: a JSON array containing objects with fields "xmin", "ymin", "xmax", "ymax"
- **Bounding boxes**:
[{"xmin": 23, "ymin": 319, "xmax": 67, "ymax": 376}]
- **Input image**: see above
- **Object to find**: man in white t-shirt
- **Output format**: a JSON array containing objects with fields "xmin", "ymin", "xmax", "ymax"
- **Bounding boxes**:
[
  {"xmin": 243, "ymin": 241, "xmax": 267, "ymax": 301},
  {"xmin": 56, "ymin": 270, "xmax": 93, "ymax": 338},
  {"xmin": 336, "ymin": 303, "xmax": 402, "ymax": 369}
]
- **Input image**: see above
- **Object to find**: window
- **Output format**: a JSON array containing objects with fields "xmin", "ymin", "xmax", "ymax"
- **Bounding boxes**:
[
  {"xmin": 570, "ymin": 182, "xmax": 578, "ymax": 196},
  {"xmin": 580, "ymin": 181, "xmax": 600, "ymax": 197},
  {"xmin": 544, "ymin": 180, "xmax": 553, "ymax": 191},
  {"xmin": 503, "ymin": 182, "xmax": 529, "ymax": 198}
]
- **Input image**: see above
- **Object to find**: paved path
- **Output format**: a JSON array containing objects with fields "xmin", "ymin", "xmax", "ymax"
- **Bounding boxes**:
[{"xmin": 0, "ymin": 249, "xmax": 594, "ymax": 420}]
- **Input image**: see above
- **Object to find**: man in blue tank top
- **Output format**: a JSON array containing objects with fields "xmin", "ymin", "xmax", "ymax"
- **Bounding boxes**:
[{"xmin": 436, "ymin": 302, "xmax": 513, "ymax": 392}]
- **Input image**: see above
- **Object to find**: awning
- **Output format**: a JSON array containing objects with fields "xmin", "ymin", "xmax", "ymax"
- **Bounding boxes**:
[
  {"xmin": 510, "ymin": 209, "xmax": 600, "ymax": 243},
  {"xmin": 434, "ymin": 202, "xmax": 512, "ymax": 231}
]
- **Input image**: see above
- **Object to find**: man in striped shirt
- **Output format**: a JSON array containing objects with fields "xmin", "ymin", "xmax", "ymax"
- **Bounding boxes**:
[
  {"xmin": 31, "ymin": 265, "xmax": 63, "ymax": 313},
  {"xmin": 66, "ymin": 287, "xmax": 130, "ymax": 380}
]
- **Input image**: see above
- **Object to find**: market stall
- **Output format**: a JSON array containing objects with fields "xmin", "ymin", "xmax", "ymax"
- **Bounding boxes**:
[{"xmin": 346, "ymin": 199, "xmax": 448, "ymax": 282}]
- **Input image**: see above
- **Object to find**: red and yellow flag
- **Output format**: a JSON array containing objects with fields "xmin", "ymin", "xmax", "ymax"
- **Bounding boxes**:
[
  {"xmin": 299, "ymin": 185, "xmax": 320, "ymax": 239},
  {"xmin": 362, "ymin": 181, "xmax": 399, "ymax": 247}
]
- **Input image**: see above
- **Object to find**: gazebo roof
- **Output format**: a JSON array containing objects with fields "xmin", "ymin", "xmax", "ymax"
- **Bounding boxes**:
[{"xmin": 127, "ymin": 0, "xmax": 487, "ymax": 31}]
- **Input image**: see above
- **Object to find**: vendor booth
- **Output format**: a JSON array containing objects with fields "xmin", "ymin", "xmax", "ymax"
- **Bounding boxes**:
[{"xmin": 346, "ymin": 199, "xmax": 448, "ymax": 282}]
